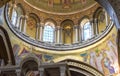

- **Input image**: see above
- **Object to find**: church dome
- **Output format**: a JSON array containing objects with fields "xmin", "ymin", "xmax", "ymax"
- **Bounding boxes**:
[
  {"xmin": 0, "ymin": 0, "xmax": 120, "ymax": 76},
  {"xmin": 5, "ymin": 0, "xmax": 113, "ymax": 50}
]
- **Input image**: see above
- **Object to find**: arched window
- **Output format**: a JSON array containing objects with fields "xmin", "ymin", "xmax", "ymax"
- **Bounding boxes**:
[
  {"xmin": 80, "ymin": 18, "xmax": 92, "ymax": 41},
  {"xmin": 11, "ymin": 9, "xmax": 18, "ymax": 26},
  {"xmin": 43, "ymin": 22, "xmax": 55, "ymax": 42},
  {"xmin": 83, "ymin": 22, "xmax": 92, "ymax": 40}
]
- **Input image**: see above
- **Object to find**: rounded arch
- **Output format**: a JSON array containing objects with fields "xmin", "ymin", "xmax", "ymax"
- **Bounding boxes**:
[
  {"xmin": 61, "ymin": 19, "xmax": 74, "ymax": 44},
  {"xmin": 16, "ymin": 3, "xmax": 26, "ymax": 15},
  {"xmin": 26, "ymin": 13, "xmax": 40, "ymax": 39},
  {"xmin": 44, "ymin": 18, "xmax": 57, "ymax": 26},
  {"xmin": 79, "ymin": 17, "xmax": 90, "ymax": 28},
  {"xmin": 95, "ymin": 0, "xmax": 120, "ymax": 29},
  {"xmin": 78, "ymin": 16, "xmax": 90, "ymax": 25},
  {"xmin": 61, "ymin": 19, "xmax": 74, "ymax": 27},
  {"xmin": 0, "ymin": 26, "xmax": 15, "ymax": 65},
  {"xmin": 29, "ymin": 13, "xmax": 40, "ymax": 23},
  {"xmin": 93, "ymin": 7, "xmax": 103, "ymax": 19},
  {"xmin": 79, "ymin": 17, "xmax": 92, "ymax": 41},
  {"xmin": 20, "ymin": 54, "xmax": 40, "ymax": 76},
  {"xmin": 20, "ymin": 53, "xmax": 40, "ymax": 67},
  {"xmin": 59, "ymin": 59, "xmax": 104, "ymax": 76},
  {"xmin": 43, "ymin": 19, "xmax": 56, "ymax": 43}
]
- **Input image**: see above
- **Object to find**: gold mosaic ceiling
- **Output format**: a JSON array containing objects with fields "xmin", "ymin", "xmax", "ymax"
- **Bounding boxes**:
[{"xmin": 24, "ymin": 0, "xmax": 96, "ymax": 14}]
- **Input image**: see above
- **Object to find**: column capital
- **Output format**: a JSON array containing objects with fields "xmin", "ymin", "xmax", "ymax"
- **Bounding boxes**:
[
  {"xmin": 56, "ymin": 26, "xmax": 61, "ymax": 30},
  {"xmin": 40, "ymin": 22, "xmax": 45, "ymax": 27},
  {"xmin": 20, "ymin": 15, "xmax": 24, "ymax": 18},
  {"xmin": 74, "ymin": 25, "xmax": 79, "ymax": 29},
  {"xmin": 24, "ymin": 15, "xmax": 28, "ymax": 19},
  {"xmin": 36, "ymin": 23, "xmax": 40, "ymax": 27},
  {"xmin": 94, "ymin": 18, "xmax": 98, "ymax": 23}
]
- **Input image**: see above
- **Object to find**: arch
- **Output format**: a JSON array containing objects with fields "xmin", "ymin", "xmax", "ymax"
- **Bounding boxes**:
[
  {"xmin": 0, "ymin": 26, "xmax": 15, "ymax": 65},
  {"xmin": 26, "ymin": 13, "xmax": 40, "ymax": 39},
  {"xmin": 29, "ymin": 13, "xmax": 40, "ymax": 23},
  {"xmin": 43, "ymin": 21, "xmax": 55, "ymax": 43},
  {"xmin": 44, "ymin": 18, "xmax": 57, "ymax": 26},
  {"xmin": 93, "ymin": 7, "xmax": 103, "ymax": 19},
  {"xmin": 20, "ymin": 53, "xmax": 40, "ymax": 67},
  {"xmin": 93, "ymin": 6, "xmax": 111, "ymax": 34},
  {"xmin": 95, "ymin": 0, "xmax": 120, "ymax": 29},
  {"xmin": 79, "ymin": 17, "xmax": 92, "ymax": 41},
  {"xmin": 16, "ymin": 3, "xmax": 25, "ymax": 15},
  {"xmin": 20, "ymin": 53, "xmax": 40, "ymax": 76},
  {"xmin": 59, "ymin": 59, "xmax": 104, "ymax": 76},
  {"xmin": 61, "ymin": 19, "xmax": 74, "ymax": 44},
  {"xmin": 78, "ymin": 16, "xmax": 90, "ymax": 25},
  {"xmin": 61, "ymin": 19, "xmax": 74, "ymax": 27}
]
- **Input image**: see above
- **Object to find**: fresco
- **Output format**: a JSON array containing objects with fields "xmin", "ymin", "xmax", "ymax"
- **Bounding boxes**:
[
  {"xmin": 43, "ymin": 54, "xmax": 54, "ymax": 62},
  {"xmin": 9, "ymin": 23, "xmax": 119, "ymax": 76},
  {"xmin": 12, "ymin": 44, "xmax": 42, "ymax": 65},
  {"xmin": 81, "ymin": 33, "xmax": 119, "ymax": 76}
]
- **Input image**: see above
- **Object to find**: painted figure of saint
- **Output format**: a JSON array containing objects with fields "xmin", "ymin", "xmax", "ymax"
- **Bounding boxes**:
[
  {"xmin": 89, "ymin": 51, "xmax": 97, "ymax": 68},
  {"xmin": 96, "ymin": 52, "xmax": 104, "ymax": 73},
  {"xmin": 103, "ymin": 57, "xmax": 115, "ymax": 75}
]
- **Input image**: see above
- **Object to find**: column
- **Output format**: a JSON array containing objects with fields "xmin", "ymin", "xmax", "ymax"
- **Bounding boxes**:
[
  {"xmin": 19, "ymin": 15, "xmax": 24, "ymax": 32},
  {"xmin": 95, "ymin": 18, "xmax": 98, "ymax": 35},
  {"xmin": 36, "ymin": 23, "xmax": 40, "ymax": 40},
  {"xmin": 60, "ymin": 27, "xmax": 63, "ymax": 44},
  {"xmin": 79, "ymin": 26, "xmax": 82, "ymax": 43},
  {"xmin": 23, "ymin": 15, "xmax": 27, "ymax": 34},
  {"xmin": 9, "ymin": 3, "xmax": 16, "ymax": 20},
  {"xmin": 16, "ymin": 15, "xmax": 23, "ymax": 30},
  {"xmin": 73, "ymin": 25, "xmax": 79, "ymax": 43},
  {"xmin": 60, "ymin": 66, "xmax": 66, "ymax": 76},
  {"xmin": 39, "ymin": 23, "xmax": 44, "ymax": 41},
  {"xmin": 54, "ymin": 28, "xmax": 57, "ymax": 43},
  {"xmin": 16, "ymin": 69, "xmax": 21, "ymax": 76},
  {"xmin": 56, "ymin": 26, "xmax": 61, "ymax": 44},
  {"xmin": 81, "ymin": 26, "xmax": 84, "ymax": 41},
  {"xmin": 105, "ymin": 10, "xmax": 108, "ymax": 26},
  {"xmin": 39, "ymin": 68, "xmax": 44, "ymax": 76},
  {"xmin": 16, "ymin": 16, "xmax": 20, "ymax": 29}
]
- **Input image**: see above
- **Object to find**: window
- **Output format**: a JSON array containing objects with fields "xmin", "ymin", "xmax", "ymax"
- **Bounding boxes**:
[
  {"xmin": 83, "ymin": 22, "xmax": 92, "ymax": 40},
  {"xmin": 11, "ymin": 9, "xmax": 18, "ymax": 26},
  {"xmin": 43, "ymin": 22, "xmax": 55, "ymax": 42}
]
